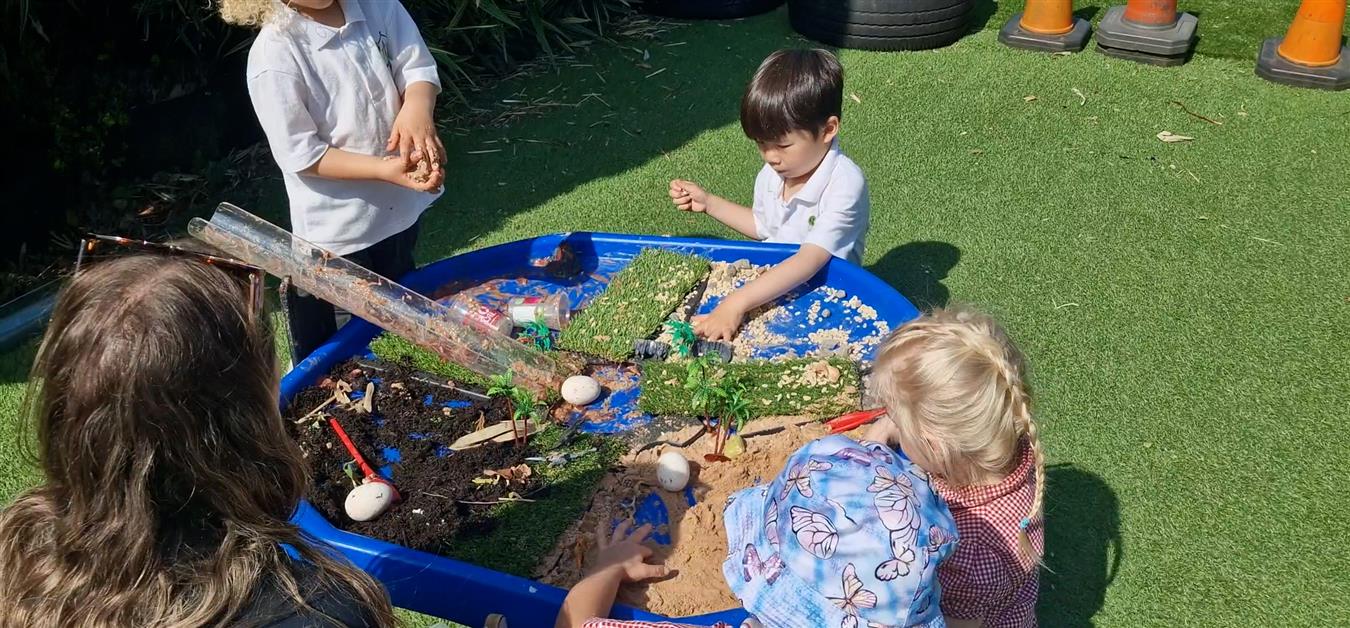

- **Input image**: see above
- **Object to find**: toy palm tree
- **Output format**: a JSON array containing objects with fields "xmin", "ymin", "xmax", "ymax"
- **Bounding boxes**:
[
  {"xmin": 522, "ymin": 321, "xmax": 553, "ymax": 351},
  {"xmin": 487, "ymin": 372, "xmax": 536, "ymax": 446},
  {"xmin": 684, "ymin": 356, "xmax": 724, "ymax": 437},
  {"xmin": 665, "ymin": 320, "xmax": 697, "ymax": 358},
  {"xmin": 720, "ymin": 381, "xmax": 751, "ymax": 459}
]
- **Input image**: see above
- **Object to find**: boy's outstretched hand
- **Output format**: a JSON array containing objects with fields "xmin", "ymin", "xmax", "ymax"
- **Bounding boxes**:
[
  {"xmin": 591, "ymin": 520, "xmax": 670, "ymax": 583},
  {"xmin": 670, "ymin": 179, "xmax": 709, "ymax": 213},
  {"xmin": 693, "ymin": 298, "xmax": 746, "ymax": 342}
]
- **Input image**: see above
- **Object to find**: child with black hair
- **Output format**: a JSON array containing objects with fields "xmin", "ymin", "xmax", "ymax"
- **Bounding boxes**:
[{"xmin": 671, "ymin": 48, "xmax": 870, "ymax": 341}]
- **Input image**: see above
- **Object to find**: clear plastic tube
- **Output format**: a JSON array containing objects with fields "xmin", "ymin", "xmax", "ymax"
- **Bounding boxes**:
[{"xmin": 188, "ymin": 203, "xmax": 568, "ymax": 396}]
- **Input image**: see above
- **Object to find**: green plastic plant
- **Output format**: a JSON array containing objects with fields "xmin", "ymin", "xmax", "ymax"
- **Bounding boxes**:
[
  {"xmin": 487, "ymin": 372, "xmax": 540, "ymax": 446},
  {"xmin": 521, "ymin": 321, "xmax": 553, "ymax": 351},
  {"xmin": 665, "ymin": 320, "xmax": 697, "ymax": 358},
  {"xmin": 342, "ymin": 460, "xmax": 360, "ymax": 488},
  {"xmin": 720, "ymin": 380, "xmax": 751, "ymax": 459}
]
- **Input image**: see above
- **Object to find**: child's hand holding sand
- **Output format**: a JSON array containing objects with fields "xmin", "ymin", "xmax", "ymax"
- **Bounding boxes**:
[{"xmin": 380, "ymin": 151, "xmax": 444, "ymax": 193}]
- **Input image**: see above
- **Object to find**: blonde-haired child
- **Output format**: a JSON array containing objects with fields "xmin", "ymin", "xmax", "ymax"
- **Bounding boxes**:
[
  {"xmin": 866, "ymin": 306, "xmax": 1045, "ymax": 628},
  {"xmin": 220, "ymin": 0, "xmax": 445, "ymax": 360}
]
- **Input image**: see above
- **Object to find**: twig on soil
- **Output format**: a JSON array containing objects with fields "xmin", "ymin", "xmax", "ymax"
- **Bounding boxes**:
[
  {"xmin": 459, "ymin": 495, "xmax": 537, "ymax": 506},
  {"xmin": 1170, "ymin": 100, "xmax": 1224, "ymax": 126}
]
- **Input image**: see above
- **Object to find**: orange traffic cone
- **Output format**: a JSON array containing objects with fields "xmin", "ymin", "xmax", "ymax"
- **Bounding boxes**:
[
  {"xmin": 1000, "ymin": 0, "xmax": 1091, "ymax": 52},
  {"xmin": 1097, "ymin": 0, "xmax": 1198, "ymax": 66},
  {"xmin": 1022, "ymin": 0, "xmax": 1076, "ymax": 34},
  {"xmin": 1123, "ymin": 0, "xmax": 1179, "ymax": 27},
  {"xmin": 1256, "ymin": 0, "xmax": 1349, "ymax": 90}
]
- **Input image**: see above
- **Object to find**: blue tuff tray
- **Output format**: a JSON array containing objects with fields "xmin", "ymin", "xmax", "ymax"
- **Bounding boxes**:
[{"xmin": 282, "ymin": 232, "xmax": 919, "ymax": 627}]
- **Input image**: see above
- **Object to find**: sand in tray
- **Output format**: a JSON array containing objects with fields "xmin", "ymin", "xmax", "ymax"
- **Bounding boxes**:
[{"xmin": 536, "ymin": 418, "xmax": 833, "ymax": 618}]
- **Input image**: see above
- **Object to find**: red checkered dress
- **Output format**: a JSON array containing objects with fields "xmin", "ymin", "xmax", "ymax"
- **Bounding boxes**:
[
  {"xmin": 932, "ymin": 440, "xmax": 1042, "ymax": 628},
  {"xmin": 581, "ymin": 621, "xmax": 732, "ymax": 628}
]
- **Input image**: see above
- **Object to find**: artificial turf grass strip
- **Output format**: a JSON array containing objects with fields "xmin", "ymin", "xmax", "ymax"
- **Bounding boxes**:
[
  {"xmin": 442, "ymin": 426, "xmax": 626, "ymax": 577},
  {"xmin": 369, "ymin": 332, "xmax": 491, "ymax": 389},
  {"xmin": 638, "ymin": 358, "xmax": 861, "ymax": 420},
  {"xmin": 368, "ymin": 332, "xmax": 569, "ymax": 405},
  {"xmin": 558, "ymin": 249, "xmax": 711, "ymax": 360}
]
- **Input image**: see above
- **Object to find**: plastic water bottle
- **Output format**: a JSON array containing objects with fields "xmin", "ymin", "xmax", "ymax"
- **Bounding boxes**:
[
  {"xmin": 446, "ymin": 296, "xmax": 512, "ymax": 335},
  {"xmin": 507, "ymin": 293, "xmax": 570, "ymax": 330}
]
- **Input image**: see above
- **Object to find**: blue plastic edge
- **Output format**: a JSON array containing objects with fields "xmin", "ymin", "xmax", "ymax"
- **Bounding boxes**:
[{"xmin": 281, "ymin": 232, "xmax": 917, "ymax": 627}]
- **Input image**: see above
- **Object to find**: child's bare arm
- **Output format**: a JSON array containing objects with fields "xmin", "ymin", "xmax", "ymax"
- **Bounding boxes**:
[
  {"xmin": 694, "ymin": 244, "xmax": 832, "ymax": 341},
  {"xmin": 304, "ymin": 147, "xmax": 443, "ymax": 192},
  {"xmin": 556, "ymin": 521, "xmax": 668, "ymax": 628},
  {"xmin": 670, "ymin": 180, "xmax": 759, "ymax": 239}
]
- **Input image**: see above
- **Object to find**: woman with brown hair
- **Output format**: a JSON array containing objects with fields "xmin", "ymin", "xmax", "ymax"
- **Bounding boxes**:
[{"xmin": 0, "ymin": 251, "xmax": 396, "ymax": 627}]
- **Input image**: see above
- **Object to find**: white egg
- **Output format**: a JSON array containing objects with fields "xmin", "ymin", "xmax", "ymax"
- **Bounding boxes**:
[
  {"xmin": 561, "ymin": 375, "xmax": 602, "ymax": 405},
  {"xmin": 656, "ymin": 451, "xmax": 691, "ymax": 492},
  {"xmin": 344, "ymin": 481, "xmax": 394, "ymax": 522}
]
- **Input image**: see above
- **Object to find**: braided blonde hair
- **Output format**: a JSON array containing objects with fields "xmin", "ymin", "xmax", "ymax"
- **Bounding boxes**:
[{"xmin": 870, "ymin": 305, "xmax": 1045, "ymax": 563}]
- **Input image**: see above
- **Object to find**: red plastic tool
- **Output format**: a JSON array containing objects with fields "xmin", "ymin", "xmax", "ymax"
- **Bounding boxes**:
[
  {"xmin": 825, "ymin": 407, "xmax": 887, "ymax": 434},
  {"xmin": 328, "ymin": 416, "xmax": 401, "ymax": 501}
]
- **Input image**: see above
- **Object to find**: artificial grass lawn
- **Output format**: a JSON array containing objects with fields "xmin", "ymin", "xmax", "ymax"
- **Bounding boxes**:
[
  {"xmin": 408, "ymin": 12, "xmax": 1347, "ymax": 626},
  {"xmin": 3, "ymin": 4, "xmax": 1347, "ymax": 627}
]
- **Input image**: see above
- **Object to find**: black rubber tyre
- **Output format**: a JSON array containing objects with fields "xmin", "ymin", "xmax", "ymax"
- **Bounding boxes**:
[
  {"xmin": 641, "ymin": 0, "xmax": 784, "ymax": 20},
  {"xmin": 788, "ymin": 0, "xmax": 975, "ymax": 51},
  {"xmin": 791, "ymin": 9, "xmax": 970, "ymax": 37},
  {"xmin": 792, "ymin": 16, "xmax": 968, "ymax": 50},
  {"xmin": 794, "ymin": 0, "xmax": 972, "ymax": 13},
  {"xmin": 790, "ymin": 0, "xmax": 974, "ymax": 26}
]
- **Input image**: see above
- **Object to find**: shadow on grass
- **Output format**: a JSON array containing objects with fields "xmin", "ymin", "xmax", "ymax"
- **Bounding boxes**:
[
  {"xmin": 1038, "ymin": 463, "xmax": 1122, "ymax": 627},
  {"xmin": 868, "ymin": 241, "xmax": 960, "ymax": 311},
  {"xmin": 416, "ymin": 11, "xmax": 803, "ymax": 259}
]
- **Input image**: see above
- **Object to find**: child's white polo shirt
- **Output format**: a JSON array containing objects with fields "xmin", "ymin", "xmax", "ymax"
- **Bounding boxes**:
[
  {"xmin": 246, "ymin": 0, "xmax": 442, "ymax": 256},
  {"xmin": 751, "ymin": 140, "xmax": 870, "ymax": 265}
]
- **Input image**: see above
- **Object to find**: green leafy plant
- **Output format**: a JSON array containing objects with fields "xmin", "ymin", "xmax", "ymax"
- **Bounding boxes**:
[
  {"xmin": 487, "ymin": 372, "xmax": 540, "ymax": 446},
  {"xmin": 522, "ymin": 320, "xmax": 554, "ymax": 351},
  {"xmin": 342, "ymin": 460, "xmax": 360, "ymax": 488},
  {"xmin": 665, "ymin": 320, "xmax": 696, "ymax": 358}
]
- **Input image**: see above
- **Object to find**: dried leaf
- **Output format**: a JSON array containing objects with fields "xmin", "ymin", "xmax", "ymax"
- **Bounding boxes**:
[
  {"xmin": 334, "ymin": 380, "xmax": 353, "ymax": 405},
  {"xmin": 1023, "ymin": 95, "xmax": 1038, "ymax": 102},
  {"xmin": 849, "ymin": 93, "xmax": 862, "ymax": 104},
  {"xmin": 1156, "ymin": 131, "xmax": 1195, "ymax": 143},
  {"xmin": 1072, "ymin": 87, "xmax": 1086, "ymax": 106},
  {"xmin": 356, "ymin": 382, "xmax": 375, "ymax": 414}
]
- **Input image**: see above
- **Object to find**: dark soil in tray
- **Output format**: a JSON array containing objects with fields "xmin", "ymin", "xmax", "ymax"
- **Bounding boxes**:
[{"xmin": 287, "ymin": 358, "xmax": 538, "ymax": 554}]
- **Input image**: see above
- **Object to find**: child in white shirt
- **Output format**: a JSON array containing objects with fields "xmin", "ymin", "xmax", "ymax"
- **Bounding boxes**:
[
  {"xmin": 670, "ymin": 48, "xmax": 869, "ymax": 341},
  {"xmin": 221, "ymin": 0, "xmax": 444, "ymax": 358}
]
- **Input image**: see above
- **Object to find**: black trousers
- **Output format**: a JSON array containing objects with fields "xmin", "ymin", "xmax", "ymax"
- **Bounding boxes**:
[{"xmin": 284, "ymin": 221, "xmax": 420, "ymax": 362}]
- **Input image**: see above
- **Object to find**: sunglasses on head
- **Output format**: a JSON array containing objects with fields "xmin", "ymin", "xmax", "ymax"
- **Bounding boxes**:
[{"xmin": 75, "ymin": 234, "xmax": 266, "ymax": 319}]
